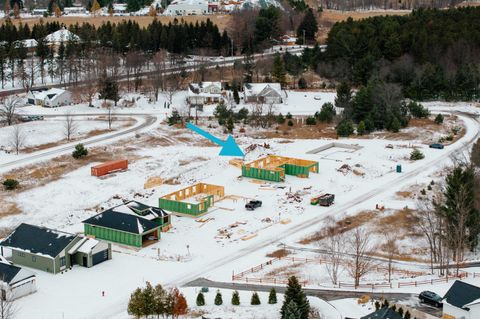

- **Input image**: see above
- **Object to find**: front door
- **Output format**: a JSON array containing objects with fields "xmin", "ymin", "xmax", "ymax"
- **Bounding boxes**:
[{"xmin": 83, "ymin": 256, "xmax": 88, "ymax": 267}]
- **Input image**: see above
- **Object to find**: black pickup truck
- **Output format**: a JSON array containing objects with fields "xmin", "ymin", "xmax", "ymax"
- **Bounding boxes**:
[{"xmin": 245, "ymin": 200, "xmax": 262, "ymax": 211}]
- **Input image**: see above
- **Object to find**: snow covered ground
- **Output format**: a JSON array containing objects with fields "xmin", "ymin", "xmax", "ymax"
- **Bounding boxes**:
[{"xmin": 1, "ymin": 97, "xmax": 479, "ymax": 318}]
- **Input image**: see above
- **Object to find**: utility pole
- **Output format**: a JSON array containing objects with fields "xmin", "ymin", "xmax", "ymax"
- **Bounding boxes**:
[{"xmin": 303, "ymin": 29, "xmax": 306, "ymax": 46}]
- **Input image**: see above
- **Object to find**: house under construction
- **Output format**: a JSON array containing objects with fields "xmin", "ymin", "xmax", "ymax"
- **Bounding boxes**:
[
  {"xmin": 241, "ymin": 155, "xmax": 319, "ymax": 182},
  {"xmin": 159, "ymin": 183, "xmax": 225, "ymax": 217}
]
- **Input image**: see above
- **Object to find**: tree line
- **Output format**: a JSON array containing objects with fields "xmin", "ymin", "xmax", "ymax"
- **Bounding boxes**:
[{"xmin": 312, "ymin": 7, "xmax": 480, "ymax": 101}]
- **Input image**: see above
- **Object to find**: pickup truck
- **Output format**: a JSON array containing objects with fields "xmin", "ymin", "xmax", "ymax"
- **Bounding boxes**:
[
  {"xmin": 245, "ymin": 200, "xmax": 262, "ymax": 211},
  {"xmin": 318, "ymin": 194, "xmax": 335, "ymax": 207}
]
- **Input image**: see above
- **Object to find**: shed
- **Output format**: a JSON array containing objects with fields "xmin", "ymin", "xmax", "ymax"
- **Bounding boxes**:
[
  {"xmin": 0, "ymin": 261, "xmax": 36, "ymax": 301},
  {"xmin": 83, "ymin": 209, "xmax": 162, "ymax": 248}
]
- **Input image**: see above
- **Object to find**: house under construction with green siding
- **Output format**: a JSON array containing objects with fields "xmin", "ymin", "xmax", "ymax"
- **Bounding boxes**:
[
  {"xmin": 242, "ymin": 155, "xmax": 319, "ymax": 182},
  {"xmin": 159, "ymin": 183, "xmax": 225, "ymax": 217}
]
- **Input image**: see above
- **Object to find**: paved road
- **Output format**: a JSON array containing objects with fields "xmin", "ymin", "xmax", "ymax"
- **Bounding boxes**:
[{"xmin": 0, "ymin": 113, "xmax": 157, "ymax": 173}]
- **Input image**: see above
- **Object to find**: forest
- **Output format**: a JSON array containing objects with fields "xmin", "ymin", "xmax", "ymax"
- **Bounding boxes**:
[{"xmin": 313, "ymin": 7, "xmax": 480, "ymax": 101}]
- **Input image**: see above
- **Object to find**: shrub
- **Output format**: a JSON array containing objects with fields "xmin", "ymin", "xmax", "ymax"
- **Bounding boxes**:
[
  {"xmin": 452, "ymin": 126, "xmax": 461, "ymax": 135},
  {"xmin": 445, "ymin": 134, "xmax": 454, "ymax": 141},
  {"xmin": 196, "ymin": 292, "xmax": 205, "ymax": 306},
  {"xmin": 286, "ymin": 112, "xmax": 293, "ymax": 119},
  {"xmin": 298, "ymin": 77, "xmax": 307, "ymax": 89},
  {"xmin": 2, "ymin": 179, "xmax": 19, "ymax": 190},
  {"xmin": 231, "ymin": 291, "xmax": 240, "ymax": 305},
  {"xmin": 305, "ymin": 117, "xmax": 316, "ymax": 125},
  {"xmin": 427, "ymin": 185, "xmax": 432, "ymax": 190},
  {"xmin": 420, "ymin": 189, "xmax": 426, "ymax": 195},
  {"xmin": 410, "ymin": 149, "xmax": 425, "ymax": 161},
  {"xmin": 316, "ymin": 102, "xmax": 336, "ymax": 123},
  {"xmin": 389, "ymin": 117, "xmax": 401, "ymax": 133},
  {"xmin": 374, "ymin": 301, "xmax": 381, "ymax": 310},
  {"xmin": 434, "ymin": 113, "xmax": 444, "ymax": 124},
  {"xmin": 398, "ymin": 307, "xmax": 404, "ymax": 317},
  {"xmin": 336, "ymin": 120, "xmax": 354, "ymax": 137},
  {"xmin": 250, "ymin": 292, "xmax": 261, "ymax": 305},
  {"xmin": 407, "ymin": 101, "xmax": 430, "ymax": 118},
  {"xmin": 357, "ymin": 121, "xmax": 366, "ymax": 135},
  {"xmin": 214, "ymin": 290, "xmax": 223, "ymax": 305},
  {"xmin": 268, "ymin": 288, "xmax": 277, "ymax": 304},
  {"xmin": 287, "ymin": 120, "xmax": 294, "ymax": 127},
  {"xmin": 404, "ymin": 310, "xmax": 411, "ymax": 319},
  {"xmin": 72, "ymin": 144, "xmax": 88, "ymax": 159},
  {"xmin": 277, "ymin": 113, "xmax": 286, "ymax": 124},
  {"xmin": 167, "ymin": 110, "xmax": 182, "ymax": 125}
]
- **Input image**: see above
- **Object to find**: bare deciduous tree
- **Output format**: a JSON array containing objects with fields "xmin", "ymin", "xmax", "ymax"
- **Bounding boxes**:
[
  {"xmin": 321, "ymin": 216, "xmax": 345, "ymax": 285},
  {"xmin": 162, "ymin": 73, "xmax": 182, "ymax": 105},
  {"xmin": 64, "ymin": 112, "xmax": 77, "ymax": 141},
  {"xmin": 0, "ymin": 294, "xmax": 15, "ymax": 319},
  {"xmin": 382, "ymin": 232, "xmax": 398, "ymax": 283},
  {"xmin": 416, "ymin": 198, "xmax": 441, "ymax": 274},
  {"xmin": 1, "ymin": 97, "xmax": 22, "ymax": 126},
  {"xmin": 9, "ymin": 125, "xmax": 25, "ymax": 155},
  {"xmin": 346, "ymin": 228, "xmax": 374, "ymax": 287},
  {"xmin": 152, "ymin": 50, "xmax": 167, "ymax": 102},
  {"xmin": 105, "ymin": 103, "xmax": 115, "ymax": 130}
]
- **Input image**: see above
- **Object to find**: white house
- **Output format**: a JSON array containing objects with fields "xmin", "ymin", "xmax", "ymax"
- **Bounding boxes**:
[
  {"xmin": 63, "ymin": 7, "xmax": 87, "ymax": 15},
  {"xmin": 44, "ymin": 28, "xmax": 81, "ymax": 46},
  {"xmin": 442, "ymin": 280, "xmax": 480, "ymax": 319},
  {"xmin": 27, "ymin": 88, "xmax": 72, "ymax": 107},
  {"xmin": 0, "ymin": 260, "xmax": 36, "ymax": 301},
  {"xmin": 187, "ymin": 81, "xmax": 224, "ymax": 105},
  {"xmin": 164, "ymin": 0, "xmax": 208, "ymax": 15},
  {"xmin": 243, "ymin": 83, "xmax": 283, "ymax": 104}
]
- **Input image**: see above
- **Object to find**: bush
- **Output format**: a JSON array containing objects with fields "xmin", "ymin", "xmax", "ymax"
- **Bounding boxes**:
[
  {"xmin": 72, "ymin": 144, "xmax": 88, "ymax": 159},
  {"xmin": 268, "ymin": 288, "xmax": 277, "ymax": 304},
  {"xmin": 336, "ymin": 120, "xmax": 354, "ymax": 137},
  {"xmin": 305, "ymin": 117, "xmax": 316, "ymax": 125},
  {"xmin": 410, "ymin": 148, "xmax": 425, "ymax": 161},
  {"xmin": 398, "ymin": 307, "xmax": 404, "ymax": 317},
  {"xmin": 434, "ymin": 113, "xmax": 444, "ymax": 124},
  {"xmin": 250, "ymin": 292, "xmax": 261, "ymax": 305},
  {"xmin": 214, "ymin": 291, "xmax": 223, "ymax": 305},
  {"xmin": 167, "ymin": 110, "xmax": 182, "ymax": 125},
  {"xmin": 374, "ymin": 301, "xmax": 380, "ymax": 310},
  {"xmin": 286, "ymin": 112, "xmax": 293, "ymax": 119},
  {"xmin": 287, "ymin": 120, "xmax": 294, "ymax": 127},
  {"xmin": 389, "ymin": 117, "xmax": 401, "ymax": 133},
  {"xmin": 452, "ymin": 126, "xmax": 461, "ymax": 135},
  {"xmin": 316, "ymin": 102, "xmax": 336, "ymax": 123},
  {"xmin": 196, "ymin": 292, "xmax": 205, "ymax": 306},
  {"xmin": 420, "ymin": 189, "xmax": 426, "ymax": 195},
  {"xmin": 404, "ymin": 310, "xmax": 411, "ymax": 319},
  {"xmin": 298, "ymin": 77, "xmax": 307, "ymax": 89},
  {"xmin": 2, "ymin": 179, "xmax": 19, "ymax": 190},
  {"xmin": 231, "ymin": 291, "xmax": 240, "ymax": 305},
  {"xmin": 357, "ymin": 121, "xmax": 366, "ymax": 135},
  {"xmin": 407, "ymin": 101, "xmax": 430, "ymax": 118},
  {"xmin": 277, "ymin": 113, "xmax": 286, "ymax": 124}
]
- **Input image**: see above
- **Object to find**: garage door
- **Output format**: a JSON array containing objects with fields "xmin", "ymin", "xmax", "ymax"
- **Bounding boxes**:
[{"xmin": 92, "ymin": 250, "xmax": 109, "ymax": 266}]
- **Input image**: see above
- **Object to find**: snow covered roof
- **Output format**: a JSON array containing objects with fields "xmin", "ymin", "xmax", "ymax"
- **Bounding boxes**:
[
  {"xmin": 0, "ymin": 223, "xmax": 78, "ymax": 258},
  {"xmin": 83, "ymin": 209, "xmax": 160, "ymax": 235},
  {"xmin": 68, "ymin": 237, "xmax": 100, "ymax": 255},
  {"xmin": 44, "ymin": 29, "xmax": 80, "ymax": 44},
  {"xmin": 169, "ymin": 0, "xmax": 208, "ymax": 5},
  {"xmin": 443, "ymin": 280, "xmax": 480, "ymax": 309},
  {"xmin": 0, "ymin": 261, "xmax": 35, "ymax": 286},
  {"xmin": 14, "ymin": 39, "xmax": 38, "ymax": 49},
  {"xmin": 243, "ymin": 83, "xmax": 282, "ymax": 96},
  {"xmin": 360, "ymin": 307, "xmax": 403, "ymax": 319},
  {"xmin": 30, "ymin": 88, "xmax": 68, "ymax": 101}
]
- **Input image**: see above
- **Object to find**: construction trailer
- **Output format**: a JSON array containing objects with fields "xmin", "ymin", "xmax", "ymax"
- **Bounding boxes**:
[
  {"xmin": 91, "ymin": 160, "xmax": 128, "ymax": 177},
  {"xmin": 159, "ymin": 183, "xmax": 225, "ymax": 217},
  {"xmin": 241, "ymin": 155, "xmax": 319, "ymax": 182}
]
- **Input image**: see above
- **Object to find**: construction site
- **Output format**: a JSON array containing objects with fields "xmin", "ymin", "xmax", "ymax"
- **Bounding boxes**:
[{"xmin": 241, "ymin": 155, "xmax": 319, "ymax": 182}]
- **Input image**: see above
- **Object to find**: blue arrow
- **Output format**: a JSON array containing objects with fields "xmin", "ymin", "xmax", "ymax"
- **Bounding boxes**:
[{"xmin": 186, "ymin": 122, "xmax": 244, "ymax": 157}]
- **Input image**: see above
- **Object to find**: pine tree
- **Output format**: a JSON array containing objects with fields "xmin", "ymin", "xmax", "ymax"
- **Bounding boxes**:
[
  {"xmin": 250, "ymin": 292, "xmax": 261, "ymax": 305},
  {"xmin": 268, "ymin": 288, "xmax": 277, "ymax": 304},
  {"xmin": 233, "ymin": 85, "xmax": 240, "ymax": 104},
  {"xmin": 127, "ymin": 288, "xmax": 144, "ymax": 318},
  {"xmin": 357, "ymin": 121, "xmax": 366, "ymax": 135},
  {"xmin": 226, "ymin": 117, "xmax": 234, "ymax": 133},
  {"xmin": 435, "ymin": 113, "xmax": 444, "ymax": 124},
  {"xmin": 272, "ymin": 53, "xmax": 286, "ymax": 88},
  {"xmin": 214, "ymin": 290, "xmax": 223, "ymax": 305},
  {"xmin": 153, "ymin": 284, "xmax": 167, "ymax": 317},
  {"xmin": 398, "ymin": 307, "xmax": 404, "ymax": 317},
  {"xmin": 141, "ymin": 282, "xmax": 155, "ymax": 316},
  {"xmin": 72, "ymin": 144, "xmax": 88, "ymax": 159},
  {"xmin": 99, "ymin": 75, "xmax": 120, "ymax": 106},
  {"xmin": 404, "ymin": 310, "xmax": 411, "ymax": 319},
  {"xmin": 231, "ymin": 290, "xmax": 240, "ymax": 305},
  {"xmin": 281, "ymin": 276, "xmax": 310, "ymax": 319},
  {"xmin": 296, "ymin": 8, "xmax": 318, "ymax": 44},
  {"xmin": 196, "ymin": 292, "xmax": 205, "ymax": 306},
  {"xmin": 283, "ymin": 300, "xmax": 301, "ymax": 319},
  {"xmin": 243, "ymin": 50, "xmax": 255, "ymax": 83},
  {"xmin": 335, "ymin": 82, "xmax": 352, "ymax": 113}
]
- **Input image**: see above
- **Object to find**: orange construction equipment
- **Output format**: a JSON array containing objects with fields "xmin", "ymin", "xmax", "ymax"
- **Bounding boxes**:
[{"xmin": 91, "ymin": 160, "xmax": 128, "ymax": 177}]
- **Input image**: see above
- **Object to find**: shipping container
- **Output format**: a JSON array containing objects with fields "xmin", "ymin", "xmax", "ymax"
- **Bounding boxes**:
[{"xmin": 91, "ymin": 159, "xmax": 128, "ymax": 177}]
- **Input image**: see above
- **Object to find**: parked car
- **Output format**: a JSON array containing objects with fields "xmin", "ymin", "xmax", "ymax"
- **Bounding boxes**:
[
  {"xmin": 419, "ymin": 291, "xmax": 443, "ymax": 307},
  {"xmin": 245, "ymin": 200, "xmax": 262, "ymax": 211},
  {"xmin": 318, "ymin": 194, "xmax": 335, "ymax": 207},
  {"xmin": 429, "ymin": 143, "xmax": 444, "ymax": 149},
  {"xmin": 19, "ymin": 115, "xmax": 44, "ymax": 122}
]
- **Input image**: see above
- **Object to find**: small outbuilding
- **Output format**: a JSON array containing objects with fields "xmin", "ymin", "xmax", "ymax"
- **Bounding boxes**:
[
  {"xmin": 83, "ymin": 205, "xmax": 163, "ymax": 248},
  {"xmin": 27, "ymin": 88, "xmax": 72, "ymax": 107},
  {"xmin": 0, "ymin": 260, "xmax": 36, "ymax": 301},
  {"xmin": 0, "ymin": 223, "xmax": 111, "ymax": 274}
]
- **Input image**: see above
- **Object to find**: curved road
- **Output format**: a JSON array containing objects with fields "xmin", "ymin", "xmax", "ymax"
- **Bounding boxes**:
[{"xmin": 0, "ymin": 113, "xmax": 158, "ymax": 173}]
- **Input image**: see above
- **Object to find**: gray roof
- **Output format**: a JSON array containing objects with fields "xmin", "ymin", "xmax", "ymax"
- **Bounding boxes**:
[
  {"xmin": 83, "ymin": 209, "xmax": 159, "ymax": 235},
  {"xmin": 0, "ymin": 262, "xmax": 35, "ymax": 285},
  {"xmin": 0, "ymin": 223, "xmax": 77, "ymax": 258},
  {"xmin": 443, "ymin": 280, "xmax": 480, "ymax": 309},
  {"xmin": 361, "ymin": 307, "xmax": 403, "ymax": 319}
]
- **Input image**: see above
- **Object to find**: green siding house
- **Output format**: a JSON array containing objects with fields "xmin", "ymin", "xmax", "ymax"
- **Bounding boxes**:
[
  {"xmin": 0, "ymin": 224, "xmax": 111, "ymax": 274},
  {"xmin": 83, "ymin": 203, "xmax": 164, "ymax": 248}
]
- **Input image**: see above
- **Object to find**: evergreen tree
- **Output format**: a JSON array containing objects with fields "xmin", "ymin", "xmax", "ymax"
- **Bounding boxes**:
[
  {"xmin": 99, "ymin": 75, "xmax": 119, "ymax": 106},
  {"xmin": 298, "ymin": 77, "xmax": 307, "ymax": 89},
  {"xmin": 280, "ymin": 276, "xmax": 310, "ymax": 319},
  {"xmin": 72, "ymin": 144, "xmax": 88, "ymax": 159},
  {"xmin": 316, "ymin": 102, "xmax": 336, "ymax": 123},
  {"xmin": 141, "ymin": 282, "xmax": 155, "ymax": 316},
  {"xmin": 471, "ymin": 138, "xmax": 480, "ymax": 168},
  {"xmin": 127, "ymin": 0, "xmax": 141, "ymax": 12},
  {"xmin": 127, "ymin": 288, "xmax": 144, "ymax": 318},
  {"xmin": 243, "ymin": 50, "xmax": 255, "ymax": 83},
  {"xmin": 335, "ymin": 82, "xmax": 352, "ymax": 114},
  {"xmin": 268, "ymin": 288, "xmax": 277, "ymax": 304},
  {"xmin": 357, "ymin": 121, "xmax": 366, "ymax": 135},
  {"xmin": 250, "ymin": 292, "xmax": 261, "ymax": 305},
  {"xmin": 435, "ymin": 113, "xmax": 444, "ymax": 124},
  {"xmin": 231, "ymin": 290, "xmax": 240, "ymax": 305},
  {"xmin": 336, "ymin": 120, "xmax": 354, "ymax": 137},
  {"xmin": 196, "ymin": 292, "xmax": 205, "ymax": 306},
  {"xmin": 410, "ymin": 149, "xmax": 424, "ymax": 160},
  {"xmin": 168, "ymin": 109, "xmax": 182, "ymax": 125},
  {"xmin": 233, "ymin": 83, "xmax": 240, "ymax": 104},
  {"xmin": 283, "ymin": 300, "xmax": 301, "ymax": 319},
  {"xmin": 226, "ymin": 117, "xmax": 234, "ymax": 133},
  {"xmin": 272, "ymin": 53, "xmax": 287, "ymax": 88},
  {"xmin": 153, "ymin": 284, "xmax": 167, "ymax": 316},
  {"xmin": 404, "ymin": 310, "xmax": 411, "ymax": 319},
  {"xmin": 296, "ymin": 8, "xmax": 318, "ymax": 44},
  {"xmin": 214, "ymin": 290, "xmax": 223, "ymax": 305}
]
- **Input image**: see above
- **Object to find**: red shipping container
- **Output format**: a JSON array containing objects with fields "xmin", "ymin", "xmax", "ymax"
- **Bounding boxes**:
[{"xmin": 91, "ymin": 159, "xmax": 128, "ymax": 177}]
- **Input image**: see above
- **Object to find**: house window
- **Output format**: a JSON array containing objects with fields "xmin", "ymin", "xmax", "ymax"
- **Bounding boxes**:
[
  {"xmin": 60, "ymin": 256, "xmax": 66, "ymax": 267},
  {"xmin": 17, "ymin": 251, "xmax": 25, "ymax": 257},
  {"xmin": 32, "ymin": 256, "xmax": 36, "ymax": 262}
]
